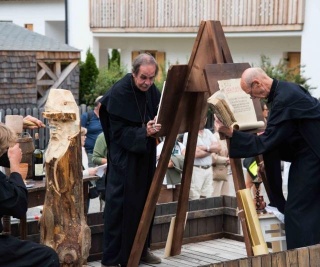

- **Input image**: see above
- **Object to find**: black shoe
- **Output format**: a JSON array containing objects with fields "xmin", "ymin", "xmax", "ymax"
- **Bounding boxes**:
[{"xmin": 140, "ymin": 248, "xmax": 162, "ymax": 264}]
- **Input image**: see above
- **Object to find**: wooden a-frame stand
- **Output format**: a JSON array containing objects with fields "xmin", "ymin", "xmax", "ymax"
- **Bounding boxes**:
[{"xmin": 128, "ymin": 20, "xmax": 271, "ymax": 267}]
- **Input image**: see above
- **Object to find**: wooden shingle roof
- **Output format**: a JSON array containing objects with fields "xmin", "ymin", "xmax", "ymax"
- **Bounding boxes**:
[{"xmin": 0, "ymin": 22, "xmax": 80, "ymax": 52}]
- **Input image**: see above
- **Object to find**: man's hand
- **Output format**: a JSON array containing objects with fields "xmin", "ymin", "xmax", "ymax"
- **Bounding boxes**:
[
  {"xmin": 8, "ymin": 143, "xmax": 22, "ymax": 173},
  {"xmin": 257, "ymin": 161, "xmax": 265, "ymax": 178},
  {"xmin": 23, "ymin": 115, "xmax": 46, "ymax": 129},
  {"xmin": 215, "ymin": 118, "xmax": 233, "ymax": 137},
  {"xmin": 146, "ymin": 118, "xmax": 161, "ymax": 137},
  {"xmin": 88, "ymin": 167, "xmax": 98, "ymax": 176}
]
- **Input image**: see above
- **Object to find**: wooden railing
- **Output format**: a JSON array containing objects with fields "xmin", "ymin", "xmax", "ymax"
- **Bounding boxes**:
[{"xmin": 89, "ymin": 0, "xmax": 305, "ymax": 32}]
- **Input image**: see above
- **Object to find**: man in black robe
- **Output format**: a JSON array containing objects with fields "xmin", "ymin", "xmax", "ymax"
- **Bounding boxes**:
[
  {"xmin": 99, "ymin": 53, "xmax": 162, "ymax": 266},
  {"xmin": 216, "ymin": 67, "xmax": 320, "ymax": 250},
  {"xmin": 0, "ymin": 123, "xmax": 59, "ymax": 267}
]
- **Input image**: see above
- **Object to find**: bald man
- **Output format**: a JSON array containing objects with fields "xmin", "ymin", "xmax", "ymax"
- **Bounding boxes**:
[{"xmin": 216, "ymin": 67, "xmax": 320, "ymax": 250}]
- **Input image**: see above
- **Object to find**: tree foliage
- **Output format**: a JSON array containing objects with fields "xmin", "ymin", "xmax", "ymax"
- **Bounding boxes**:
[
  {"xmin": 259, "ymin": 55, "xmax": 314, "ymax": 90},
  {"xmin": 94, "ymin": 62, "xmax": 126, "ymax": 99},
  {"xmin": 108, "ymin": 49, "xmax": 120, "ymax": 68},
  {"xmin": 79, "ymin": 48, "xmax": 99, "ymax": 105}
]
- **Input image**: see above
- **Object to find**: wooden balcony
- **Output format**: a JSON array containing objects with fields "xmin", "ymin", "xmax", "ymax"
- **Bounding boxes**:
[{"xmin": 89, "ymin": 0, "xmax": 305, "ymax": 33}]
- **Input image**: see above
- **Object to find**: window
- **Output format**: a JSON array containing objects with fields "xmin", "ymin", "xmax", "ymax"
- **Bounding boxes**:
[
  {"xmin": 24, "ymin": 24, "xmax": 33, "ymax": 31},
  {"xmin": 287, "ymin": 52, "xmax": 301, "ymax": 75}
]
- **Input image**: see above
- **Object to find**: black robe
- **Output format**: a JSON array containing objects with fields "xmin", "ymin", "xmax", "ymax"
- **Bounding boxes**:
[
  {"xmin": 229, "ymin": 79, "xmax": 320, "ymax": 250},
  {"xmin": 0, "ymin": 170, "xmax": 59, "ymax": 266},
  {"xmin": 99, "ymin": 73, "xmax": 160, "ymax": 266}
]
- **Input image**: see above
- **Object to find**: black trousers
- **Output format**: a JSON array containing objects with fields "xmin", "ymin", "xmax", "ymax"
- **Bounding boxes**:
[{"xmin": 0, "ymin": 235, "xmax": 59, "ymax": 267}]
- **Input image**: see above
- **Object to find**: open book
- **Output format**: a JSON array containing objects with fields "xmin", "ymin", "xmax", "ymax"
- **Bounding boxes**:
[
  {"xmin": 208, "ymin": 97, "xmax": 237, "ymax": 128},
  {"xmin": 207, "ymin": 78, "xmax": 265, "ymax": 131}
]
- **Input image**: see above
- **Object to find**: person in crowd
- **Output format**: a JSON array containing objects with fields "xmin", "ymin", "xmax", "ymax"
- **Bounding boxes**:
[
  {"xmin": 156, "ymin": 137, "xmax": 186, "ymax": 203},
  {"xmin": 81, "ymin": 127, "xmax": 98, "ymax": 212},
  {"xmin": 183, "ymin": 120, "xmax": 221, "ymax": 200},
  {"xmin": 92, "ymin": 132, "xmax": 107, "ymax": 211},
  {"xmin": 81, "ymin": 127, "xmax": 98, "ymax": 177},
  {"xmin": 92, "ymin": 132, "xmax": 107, "ymax": 166},
  {"xmin": 216, "ymin": 67, "xmax": 320, "ymax": 250},
  {"xmin": 0, "ymin": 123, "xmax": 59, "ymax": 267},
  {"xmin": 99, "ymin": 53, "xmax": 162, "ymax": 266},
  {"xmin": 212, "ymin": 117, "xmax": 233, "ymax": 197},
  {"xmin": 81, "ymin": 96, "xmax": 103, "ymax": 167}
]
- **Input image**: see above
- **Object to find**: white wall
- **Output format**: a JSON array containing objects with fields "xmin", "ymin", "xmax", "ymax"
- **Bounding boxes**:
[
  {"xmin": 67, "ymin": 0, "xmax": 92, "ymax": 60},
  {"xmin": 45, "ymin": 21, "xmax": 65, "ymax": 44},
  {"xmin": 0, "ymin": 0, "xmax": 91, "ymax": 60},
  {"xmin": 0, "ymin": 0, "xmax": 64, "ymax": 36},
  {"xmin": 1, "ymin": 0, "xmax": 319, "ymax": 97},
  {"xmin": 96, "ymin": 35, "xmax": 301, "ymax": 76},
  {"xmin": 301, "ymin": 0, "xmax": 320, "ymax": 98},
  {"xmin": 228, "ymin": 37, "xmax": 301, "ymax": 67},
  {"xmin": 97, "ymin": 36, "xmax": 195, "ymax": 70}
]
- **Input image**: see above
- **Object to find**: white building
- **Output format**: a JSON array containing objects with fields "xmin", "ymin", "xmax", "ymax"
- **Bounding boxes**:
[{"xmin": 1, "ymin": 0, "xmax": 319, "ymax": 97}]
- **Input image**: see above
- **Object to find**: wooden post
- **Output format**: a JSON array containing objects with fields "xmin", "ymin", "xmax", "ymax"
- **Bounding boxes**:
[{"xmin": 40, "ymin": 89, "xmax": 91, "ymax": 266}]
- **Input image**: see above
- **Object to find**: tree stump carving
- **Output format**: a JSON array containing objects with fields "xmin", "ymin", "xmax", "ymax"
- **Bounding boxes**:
[{"xmin": 40, "ymin": 89, "xmax": 91, "ymax": 266}]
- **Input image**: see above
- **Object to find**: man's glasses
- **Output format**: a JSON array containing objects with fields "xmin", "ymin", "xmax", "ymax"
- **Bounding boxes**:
[{"xmin": 249, "ymin": 82, "xmax": 256, "ymax": 99}]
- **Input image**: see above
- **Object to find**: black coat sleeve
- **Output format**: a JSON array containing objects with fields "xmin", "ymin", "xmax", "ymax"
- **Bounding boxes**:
[
  {"xmin": 0, "ymin": 171, "xmax": 28, "ymax": 219},
  {"xmin": 229, "ymin": 120, "xmax": 297, "ymax": 158},
  {"xmin": 0, "ymin": 152, "xmax": 10, "ymax": 168}
]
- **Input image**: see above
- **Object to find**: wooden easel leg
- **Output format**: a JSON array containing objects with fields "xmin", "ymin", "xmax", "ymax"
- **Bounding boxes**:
[{"xmin": 170, "ymin": 92, "xmax": 204, "ymax": 256}]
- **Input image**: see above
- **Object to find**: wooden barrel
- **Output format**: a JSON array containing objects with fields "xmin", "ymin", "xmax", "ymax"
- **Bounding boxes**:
[{"xmin": 17, "ymin": 133, "xmax": 35, "ymax": 180}]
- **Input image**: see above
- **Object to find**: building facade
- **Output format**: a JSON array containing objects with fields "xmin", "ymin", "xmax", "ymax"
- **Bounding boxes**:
[{"xmin": 1, "ymin": 0, "xmax": 319, "ymax": 97}]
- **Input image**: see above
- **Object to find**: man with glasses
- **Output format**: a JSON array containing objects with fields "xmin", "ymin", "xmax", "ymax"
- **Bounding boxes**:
[{"xmin": 216, "ymin": 67, "xmax": 320, "ymax": 250}]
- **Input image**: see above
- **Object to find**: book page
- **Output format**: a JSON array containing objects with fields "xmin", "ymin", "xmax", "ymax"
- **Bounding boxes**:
[
  {"xmin": 217, "ymin": 78, "xmax": 265, "ymax": 130},
  {"xmin": 96, "ymin": 163, "xmax": 107, "ymax": 177}
]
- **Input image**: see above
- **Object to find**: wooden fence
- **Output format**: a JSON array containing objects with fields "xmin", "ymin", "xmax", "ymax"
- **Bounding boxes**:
[
  {"xmin": 0, "ymin": 104, "xmax": 92, "ymax": 150},
  {"xmin": 0, "ymin": 105, "xmax": 215, "ymax": 149},
  {"xmin": 10, "ymin": 196, "xmax": 241, "ymax": 262}
]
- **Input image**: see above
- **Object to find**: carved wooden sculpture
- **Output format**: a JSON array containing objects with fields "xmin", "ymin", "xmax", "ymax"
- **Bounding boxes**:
[{"xmin": 40, "ymin": 89, "xmax": 91, "ymax": 266}]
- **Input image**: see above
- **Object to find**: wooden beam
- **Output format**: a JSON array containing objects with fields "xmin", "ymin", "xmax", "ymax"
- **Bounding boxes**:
[
  {"xmin": 37, "ymin": 80, "xmax": 54, "ymax": 86},
  {"xmin": 51, "ymin": 61, "xmax": 78, "ymax": 88},
  {"xmin": 37, "ymin": 61, "xmax": 58, "ymax": 81},
  {"xmin": 37, "ymin": 60, "xmax": 78, "ymax": 108}
]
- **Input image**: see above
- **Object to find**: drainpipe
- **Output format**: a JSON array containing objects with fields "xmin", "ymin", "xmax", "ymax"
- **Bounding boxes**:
[{"xmin": 65, "ymin": 0, "xmax": 68, "ymax": 44}]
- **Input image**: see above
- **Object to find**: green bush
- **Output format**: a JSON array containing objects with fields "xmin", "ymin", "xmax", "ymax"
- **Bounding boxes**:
[
  {"xmin": 108, "ymin": 49, "xmax": 120, "ymax": 68},
  {"xmin": 259, "ymin": 55, "xmax": 314, "ymax": 90},
  {"xmin": 94, "ymin": 62, "xmax": 126, "ymax": 98},
  {"xmin": 79, "ymin": 48, "xmax": 99, "ymax": 105}
]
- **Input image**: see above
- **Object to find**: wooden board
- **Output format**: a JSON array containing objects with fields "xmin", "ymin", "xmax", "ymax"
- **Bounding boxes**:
[
  {"xmin": 204, "ymin": 63, "xmax": 265, "ymax": 125},
  {"xmin": 155, "ymin": 64, "xmax": 188, "ymax": 137}
]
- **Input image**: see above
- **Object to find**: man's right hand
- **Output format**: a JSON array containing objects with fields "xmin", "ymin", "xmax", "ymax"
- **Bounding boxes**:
[
  {"xmin": 23, "ymin": 115, "xmax": 46, "ymax": 129},
  {"xmin": 8, "ymin": 143, "xmax": 22, "ymax": 173},
  {"xmin": 215, "ymin": 118, "xmax": 233, "ymax": 137}
]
